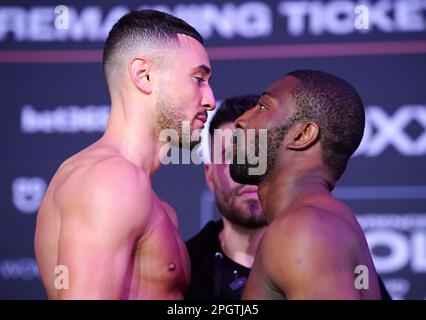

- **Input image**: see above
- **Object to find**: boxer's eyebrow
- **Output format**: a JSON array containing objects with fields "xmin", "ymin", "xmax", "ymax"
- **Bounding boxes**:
[
  {"xmin": 261, "ymin": 91, "xmax": 274, "ymax": 99},
  {"xmin": 260, "ymin": 91, "xmax": 278, "ymax": 106},
  {"xmin": 193, "ymin": 64, "xmax": 212, "ymax": 80}
]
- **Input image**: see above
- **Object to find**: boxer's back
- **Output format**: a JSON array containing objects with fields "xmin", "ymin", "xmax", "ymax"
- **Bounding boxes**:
[{"xmin": 35, "ymin": 145, "xmax": 190, "ymax": 299}]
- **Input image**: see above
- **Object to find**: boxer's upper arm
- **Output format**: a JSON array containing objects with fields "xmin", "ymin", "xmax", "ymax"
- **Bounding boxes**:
[
  {"xmin": 263, "ymin": 210, "xmax": 360, "ymax": 300},
  {"xmin": 56, "ymin": 163, "xmax": 151, "ymax": 299}
]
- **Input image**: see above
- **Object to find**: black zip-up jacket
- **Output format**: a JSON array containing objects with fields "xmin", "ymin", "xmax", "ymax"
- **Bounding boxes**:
[{"xmin": 185, "ymin": 220, "xmax": 250, "ymax": 300}]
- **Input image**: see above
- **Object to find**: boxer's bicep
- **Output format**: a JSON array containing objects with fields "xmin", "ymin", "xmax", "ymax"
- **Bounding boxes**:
[
  {"xmin": 57, "ymin": 215, "xmax": 135, "ymax": 299},
  {"xmin": 56, "ymin": 166, "xmax": 151, "ymax": 299},
  {"xmin": 280, "ymin": 235, "xmax": 359, "ymax": 299}
]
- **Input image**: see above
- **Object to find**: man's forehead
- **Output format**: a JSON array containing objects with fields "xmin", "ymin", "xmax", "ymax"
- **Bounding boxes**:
[
  {"xmin": 269, "ymin": 75, "xmax": 299, "ymax": 94},
  {"xmin": 265, "ymin": 75, "xmax": 300, "ymax": 102},
  {"xmin": 177, "ymin": 34, "xmax": 210, "ymax": 65}
]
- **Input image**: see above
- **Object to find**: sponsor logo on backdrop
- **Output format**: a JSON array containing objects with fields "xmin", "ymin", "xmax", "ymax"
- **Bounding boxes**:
[
  {"xmin": 12, "ymin": 177, "xmax": 46, "ymax": 214},
  {"xmin": 21, "ymin": 105, "xmax": 109, "ymax": 133},
  {"xmin": 359, "ymin": 213, "xmax": 426, "ymax": 299},
  {"xmin": 355, "ymin": 105, "xmax": 426, "ymax": 157},
  {"xmin": 0, "ymin": 258, "xmax": 39, "ymax": 280},
  {"xmin": 20, "ymin": 104, "xmax": 426, "ymax": 157},
  {"xmin": 0, "ymin": 1, "xmax": 425, "ymax": 42},
  {"xmin": 359, "ymin": 213, "xmax": 426, "ymax": 274}
]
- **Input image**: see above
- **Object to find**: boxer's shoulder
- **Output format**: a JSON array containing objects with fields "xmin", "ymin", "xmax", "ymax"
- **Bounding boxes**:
[
  {"xmin": 267, "ymin": 205, "xmax": 358, "ymax": 249},
  {"xmin": 54, "ymin": 152, "xmax": 153, "ymax": 230},
  {"xmin": 259, "ymin": 207, "xmax": 360, "ymax": 297},
  {"xmin": 261, "ymin": 206, "xmax": 358, "ymax": 269}
]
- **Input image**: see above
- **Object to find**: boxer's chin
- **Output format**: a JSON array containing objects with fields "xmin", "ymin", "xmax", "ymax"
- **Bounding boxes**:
[
  {"xmin": 190, "ymin": 140, "xmax": 201, "ymax": 150},
  {"xmin": 175, "ymin": 141, "xmax": 201, "ymax": 151},
  {"xmin": 174, "ymin": 131, "xmax": 201, "ymax": 150},
  {"xmin": 230, "ymin": 163, "xmax": 265, "ymax": 186},
  {"xmin": 190, "ymin": 130, "xmax": 202, "ymax": 150}
]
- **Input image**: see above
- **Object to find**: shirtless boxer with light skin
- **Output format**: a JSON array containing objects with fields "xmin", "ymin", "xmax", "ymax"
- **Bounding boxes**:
[
  {"xmin": 34, "ymin": 10, "xmax": 215, "ymax": 299},
  {"xmin": 230, "ymin": 70, "xmax": 382, "ymax": 299}
]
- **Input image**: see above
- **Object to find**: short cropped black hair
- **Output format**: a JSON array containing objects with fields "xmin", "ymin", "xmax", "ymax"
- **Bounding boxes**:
[
  {"xmin": 209, "ymin": 95, "xmax": 260, "ymax": 137},
  {"xmin": 287, "ymin": 70, "xmax": 365, "ymax": 180},
  {"xmin": 103, "ymin": 9, "xmax": 203, "ymax": 77}
]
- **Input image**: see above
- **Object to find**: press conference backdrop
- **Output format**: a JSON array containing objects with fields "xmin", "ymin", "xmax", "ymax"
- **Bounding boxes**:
[{"xmin": 1, "ymin": 0, "xmax": 425, "ymax": 299}]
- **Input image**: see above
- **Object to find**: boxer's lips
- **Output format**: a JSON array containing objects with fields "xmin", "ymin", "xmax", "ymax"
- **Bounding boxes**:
[
  {"xmin": 193, "ymin": 116, "xmax": 207, "ymax": 129},
  {"xmin": 238, "ymin": 186, "xmax": 258, "ymax": 196}
]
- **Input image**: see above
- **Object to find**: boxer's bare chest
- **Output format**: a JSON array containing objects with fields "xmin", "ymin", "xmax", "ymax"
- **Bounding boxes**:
[{"xmin": 123, "ymin": 196, "xmax": 190, "ymax": 299}]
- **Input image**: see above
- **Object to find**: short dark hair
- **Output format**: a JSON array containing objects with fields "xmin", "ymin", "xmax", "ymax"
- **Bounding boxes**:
[
  {"xmin": 209, "ymin": 95, "xmax": 260, "ymax": 137},
  {"xmin": 103, "ymin": 10, "xmax": 204, "ymax": 78},
  {"xmin": 287, "ymin": 70, "xmax": 365, "ymax": 180}
]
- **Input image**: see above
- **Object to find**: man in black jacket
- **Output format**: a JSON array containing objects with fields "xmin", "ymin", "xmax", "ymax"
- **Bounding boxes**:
[{"xmin": 185, "ymin": 95, "xmax": 267, "ymax": 300}]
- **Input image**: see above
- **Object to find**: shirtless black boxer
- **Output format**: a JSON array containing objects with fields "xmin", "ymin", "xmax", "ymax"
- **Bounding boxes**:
[{"xmin": 231, "ymin": 70, "xmax": 387, "ymax": 299}]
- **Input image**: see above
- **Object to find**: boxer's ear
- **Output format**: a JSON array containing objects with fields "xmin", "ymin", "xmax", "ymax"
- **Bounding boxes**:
[
  {"xmin": 204, "ymin": 164, "xmax": 215, "ymax": 192},
  {"xmin": 287, "ymin": 121, "xmax": 319, "ymax": 150},
  {"xmin": 128, "ymin": 56, "xmax": 152, "ymax": 94}
]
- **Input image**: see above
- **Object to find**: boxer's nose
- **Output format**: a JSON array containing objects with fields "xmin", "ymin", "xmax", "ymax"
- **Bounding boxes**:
[{"xmin": 235, "ymin": 103, "xmax": 258, "ymax": 129}]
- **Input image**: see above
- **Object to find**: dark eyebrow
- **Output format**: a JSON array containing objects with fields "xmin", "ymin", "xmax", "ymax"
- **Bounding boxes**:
[
  {"xmin": 260, "ymin": 91, "xmax": 274, "ymax": 98},
  {"xmin": 193, "ymin": 64, "xmax": 212, "ymax": 80}
]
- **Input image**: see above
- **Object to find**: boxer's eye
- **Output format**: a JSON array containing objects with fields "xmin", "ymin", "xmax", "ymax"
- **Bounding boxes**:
[
  {"xmin": 259, "ymin": 103, "xmax": 268, "ymax": 110},
  {"xmin": 195, "ymin": 77, "xmax": 205, "ymax": 85}
]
